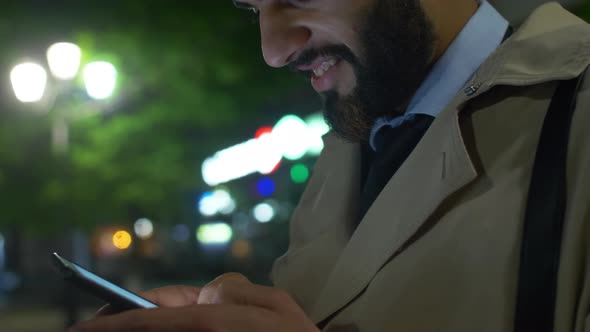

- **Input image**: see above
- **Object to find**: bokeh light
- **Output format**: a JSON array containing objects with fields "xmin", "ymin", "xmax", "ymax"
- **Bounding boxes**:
[
  {"xmin": 198, "ymin": 189, "xmax": 236, "ymax": 217},
  {"xmin": 255, "ymin": 133, "xmax": 283, "ymax": 174},
  {"xmin": 196, "ymin": 223, "xmax": 233, "ymax": 245},
  {"xmin": 272, "ymin": 114, "xmax": 311, "ymax": 160},
  {"xmin": 290, "ymin": 164, "xmax": 310, "ymax": 184},
  {"xmin": 256, "ymin": 178, "xmax": 276, "ymax": 197},
  {"xmin": 253, "ymin": 203, "xmax": 275, "ymax": 223},
  {"xmin": 198, "ymin": 192, "xmax": 216, "ymax": 216},
  {"xmin": 231, "ymin": 239, "xmax": 251, "ymax": 259},
  {"xmin": 202, "ymin": 136, "xmax": 281, "ymax": 186},
  {"xmin": 10, "ymin": 63, "xmax": 47, "ymax": 103},
  {"xmin": 172, "ymin": 224, "xmax": 190, "ymax": 242},
  {"xmin": 46, "ymin": 42, "xmax": 81, "ymax": 80},
  {"xmin": 202, "ymin": 113, "xmax": 332, "ymax": 185},
  {"xmin": 134, "ymin": 218, "xmax": 154, "ymax": 239},
  {"xmin": 304, "ymin": 113, "xmax": 330, "ymax": 156},
  {"xmin": 112, "ymin": 230, "xmax": 132, "ymax": 250},
  {"xmin": 83, "ymin": 61, "xmax": 117, "ymax": 100},
  {"xmin": 254, "ymin": 126, "xmax": 273, "ymax": 139}
]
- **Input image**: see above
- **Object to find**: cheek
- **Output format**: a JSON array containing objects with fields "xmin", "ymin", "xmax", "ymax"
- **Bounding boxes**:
[
  {"xmin": 301, "ymin": 2, "xmax": 365, "ymax": 52},
  {"xmin": 335, "ymin": 60, "xmax": 357, "ymax": 96},
  {"xmin": 305, "ymin": 18, "xmax": 362, "ymax": 55},
  {"xmin": 305, "ymin": 18, "xmax": 364, "ymax": 91}
]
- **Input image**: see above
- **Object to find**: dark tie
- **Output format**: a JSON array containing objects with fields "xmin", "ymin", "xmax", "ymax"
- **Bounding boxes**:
[{"xmin": 357, "ymin": 114, "xmax": 434, "ymax": 224}]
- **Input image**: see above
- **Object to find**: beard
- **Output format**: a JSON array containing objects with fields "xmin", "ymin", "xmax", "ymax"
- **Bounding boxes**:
[{"xmin": 292, "ymin": 0, "xmax": 436, "ymax": 142}]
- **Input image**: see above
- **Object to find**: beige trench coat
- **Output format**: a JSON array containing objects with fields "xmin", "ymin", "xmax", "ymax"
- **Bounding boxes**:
[{"xmin": 271, "ymin": 3, "xmax": 590, "ymax": 331}]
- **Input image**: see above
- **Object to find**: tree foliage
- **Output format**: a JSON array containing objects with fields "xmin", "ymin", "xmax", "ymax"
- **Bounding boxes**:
[
  {"xmin": 1, "ymin": 1, "xmax": 587, "ymax": 232},
  {"xmin": 0, "ymin": 1, "xmax": 314, "ymax": 232}
]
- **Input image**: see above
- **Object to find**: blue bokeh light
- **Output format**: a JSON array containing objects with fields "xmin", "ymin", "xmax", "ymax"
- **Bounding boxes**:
[
  {"xmin": 257, "ymin": 178, "xmax": 276, "ymax": 197},
  {"xmin": 197, "ymin": 191, "xmax": 214, "ymax": 211},
  {"xmin": 172, "ymin": 224, "xmax": 190, "ymax": 242}
]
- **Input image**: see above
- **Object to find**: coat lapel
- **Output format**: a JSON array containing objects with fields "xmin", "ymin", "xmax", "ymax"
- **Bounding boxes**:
[
  {"xmin": 271, "ymin": 132, "xmax": 363, "ymax": 312},
  {"xmin": 310, "ymin": 93, "xmax": 478, "ymax": 323}
]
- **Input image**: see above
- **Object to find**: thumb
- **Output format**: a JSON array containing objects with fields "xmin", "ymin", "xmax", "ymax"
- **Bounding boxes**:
[
  {"xmin": 208, "ymin": 280, "xmax": 301, "ymax": 315},
  {"xmin": 198, "ymin": 273, "xmax": 251, "ymax": 305},
  {"xmin": 138, "ymin": 285, "xmax": 201, "ymax": 307}
]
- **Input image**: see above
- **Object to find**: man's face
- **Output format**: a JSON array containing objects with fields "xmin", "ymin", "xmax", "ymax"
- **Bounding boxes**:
[{"xmin": 234, "ymin": 0, "xmax": 436, "ymax": 142}]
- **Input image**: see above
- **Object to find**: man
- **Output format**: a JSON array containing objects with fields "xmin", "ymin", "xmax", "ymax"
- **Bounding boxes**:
[{"xmin": 71, "ymin": 0, "xmax": 590, "ymax": 331}]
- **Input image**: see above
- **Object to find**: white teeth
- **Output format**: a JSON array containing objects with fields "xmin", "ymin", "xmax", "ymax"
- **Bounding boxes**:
[{"xmin": 313, "ymin": 59, "xmax": 337, "ymax": 78}]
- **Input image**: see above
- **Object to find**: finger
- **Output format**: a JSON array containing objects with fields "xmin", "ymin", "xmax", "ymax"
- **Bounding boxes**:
[
  {"xmin": 138, "ymin": 285, "xmax": 201, "ymax": 307},
  {"xmin": 70, "ymin": 304, "xmax": 274, "ymax": 332},
  {"xmin": 209, "ymin": 280, "xmax": 302, "ymax": 315},
  {"xmin": 198, "ymin": 273, "xmax": 250, "ymax": 304},
  {"xmin": 72, "ymin": 308, "xmax": 180, "ymax": 332},
  {"xmin": 92, "ymin": 285, "xmax": 201, "ymax": 319}
]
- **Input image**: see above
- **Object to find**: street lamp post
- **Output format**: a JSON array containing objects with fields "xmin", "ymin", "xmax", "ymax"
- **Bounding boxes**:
[
  {"xmin": 8, "ymin": 42, "xmax": 119, "ymax": 328},
  {"xmin": 45, "ymin": 42, "xmax": 82, "ymax": 155}
]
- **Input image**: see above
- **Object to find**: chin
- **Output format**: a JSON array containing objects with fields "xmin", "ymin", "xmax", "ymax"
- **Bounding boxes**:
[{"xmin": 322, "ymin": 90, "xmax": 372, "ymax": 143}]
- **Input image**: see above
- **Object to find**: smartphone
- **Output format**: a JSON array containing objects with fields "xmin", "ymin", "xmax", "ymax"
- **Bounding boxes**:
[{"xmin": 51, "ymin": 252, "xmax": 158, "ymax": 310}]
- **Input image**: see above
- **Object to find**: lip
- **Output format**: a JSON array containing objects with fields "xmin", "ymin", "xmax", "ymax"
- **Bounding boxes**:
[{"xmin": 310, "ymin": 59, "xmax": 340, "ymax": 93}]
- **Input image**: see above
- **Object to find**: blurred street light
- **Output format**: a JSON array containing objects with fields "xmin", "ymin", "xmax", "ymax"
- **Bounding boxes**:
[
  {"xmin": 172, "ymin": 224, "xmax": 191, "ymax": 243},
  {"xmin": 134, "ymin": 218, "xmax": 154, "ymax": 240},
  {"xmin": 256, "ymin": 178, "xmax": 276, "ymax": 197},
  {"xmin": 47, "ymin": 42, "xmax": 82, "ymax": 80},
  {"xmin": 197, "ymin": 223, "xmax": 233, "ymax": 245},
  {"xmin": 112, "ymin": 230, "xmax": 133, "ymax": 250},
  {"xmin": 83, "ymin": 61, "xmax": 117, "ymax": 100},
  {"xmin": 304, "ymin": 113, "xmax": 330, "ymax": 156},
  {"xmin": 10, "ymin": 62, "xmax": 47, "ymax": 103},
  {"xmin": 198, "ymin": 189, "xmax": 237, "ymax": 217},
  {"xmin": 253, "ymin": 202, "xmax": 275, "ymax": 223},
  {"xmin": 231, "ymin": 239, "xmax": 251, "ymax": 259},
  {"xmin": 201, "ymin": 112, "xmax": 328, "ymax": 186},
  {"xmin": 272, "ymin": 114, "xmax": 311, "ymax": 160},
  {"xmin": 9, "ymin": 42, "xmax": 119, "ymax": 155},
  {"xmin": 290, "ymin": 164, "xmax": 310, "ymax": 184}
]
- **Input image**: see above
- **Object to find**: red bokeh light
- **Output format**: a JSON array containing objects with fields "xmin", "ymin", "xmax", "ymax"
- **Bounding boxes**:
[{"xmin": 255, "ymin": 126, "xmax": 273, "ymax": 139}]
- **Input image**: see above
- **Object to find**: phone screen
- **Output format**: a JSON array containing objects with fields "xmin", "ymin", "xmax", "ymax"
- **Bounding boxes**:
[{"xmin": 52, "ymin": 252, "xmax": 158, "ymax": 309}]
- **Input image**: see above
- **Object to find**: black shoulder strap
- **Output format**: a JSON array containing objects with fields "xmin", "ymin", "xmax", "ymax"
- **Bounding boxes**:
[{"xmin": 514, "ymin": 69, "xmax": 587, "ymax": 332}]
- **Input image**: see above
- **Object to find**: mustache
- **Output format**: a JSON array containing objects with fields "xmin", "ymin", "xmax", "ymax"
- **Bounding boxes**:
[{"xmin": 287, "ymin": 44, "xmax": 360, "ymax": 78}]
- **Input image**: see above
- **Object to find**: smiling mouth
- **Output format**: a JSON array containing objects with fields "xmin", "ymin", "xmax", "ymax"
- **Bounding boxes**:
[
  {"xmin": 309, "ymin": 57, "xmax": 343, "ymax": 93},
  {"xmin": 312, "ymin": 58, "xmax": 338, "ymax": 78}
]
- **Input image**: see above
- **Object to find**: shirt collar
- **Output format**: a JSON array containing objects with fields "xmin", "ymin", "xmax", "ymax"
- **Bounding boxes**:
[{"xmin": 369, "ymin": 0, "xmax": 509, "ymax": 151}]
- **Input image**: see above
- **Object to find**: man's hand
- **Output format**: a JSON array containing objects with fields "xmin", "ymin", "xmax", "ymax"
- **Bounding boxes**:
[
  {"xmin": 70, "ymin": 273, "xmax": 319, "ymax": 332},
  {"xmin": 95, "ymin": 285, "xmax": 202, "ymax": 316}
]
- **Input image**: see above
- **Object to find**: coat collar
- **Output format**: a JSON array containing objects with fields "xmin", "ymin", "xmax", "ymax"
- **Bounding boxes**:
[
  {"xmin": 461, "ymin": 2, "xmax": 590, "ymax": 101},
  {"xmin": 309, "ymin": 2, "xmax": 590, "ymax": 324}
]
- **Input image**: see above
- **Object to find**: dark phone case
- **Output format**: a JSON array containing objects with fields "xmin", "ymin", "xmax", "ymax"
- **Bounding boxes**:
[{"xmin": 51, "ymin": 253, "xmax": 151, "ymax": 311}]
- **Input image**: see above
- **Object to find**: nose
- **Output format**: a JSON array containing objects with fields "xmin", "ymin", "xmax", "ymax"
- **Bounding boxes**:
[{"xmin": 259, "ymin": 8, "xmax": 311, "ymax": 68}]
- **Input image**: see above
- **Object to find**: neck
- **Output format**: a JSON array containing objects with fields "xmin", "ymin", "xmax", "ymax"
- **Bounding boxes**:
[{"xmin": 425, "ymin": 0, "xmax": 479, "ymax": 62}]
